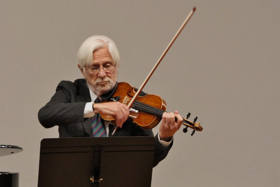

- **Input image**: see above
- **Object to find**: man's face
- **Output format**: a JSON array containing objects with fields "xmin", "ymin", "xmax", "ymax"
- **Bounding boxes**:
[{"xmin": 79, "ymin": 47, "xmax": 118, "ymax": 96}]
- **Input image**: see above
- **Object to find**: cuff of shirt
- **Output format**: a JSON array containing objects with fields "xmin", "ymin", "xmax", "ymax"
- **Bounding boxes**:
[
  {"xmin": 84, "ymin": 102, "xmax": 95, "ymax": 118},
  {"xmin": 157, "ymin": 133, "xmax": 173, "ymax": 149}
]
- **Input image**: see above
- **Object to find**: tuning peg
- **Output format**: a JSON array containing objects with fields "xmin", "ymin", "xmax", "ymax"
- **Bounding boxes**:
[
  {"xmin": 191, "ymin": 129, "xmax": 195, "ymax": 136},
  {"xmin": 183, "ymin": 126, "xmax": 188, "ymax": 133},
  {"xmin": 190, "ymin": 117, "xmax": 198, "ymax": 136},
  {"xmin": 193, "ymin": 116, "xmax": 198, "ymax": 123},
  {"xmin": 186, "ymin": 113, "xmax": 191, "ymax": 119}
]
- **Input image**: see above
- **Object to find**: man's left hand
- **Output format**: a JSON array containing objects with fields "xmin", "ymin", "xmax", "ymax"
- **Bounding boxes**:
[{"xmin": 159, "ymin": 110, "xmax": 183, "ymax": 141}]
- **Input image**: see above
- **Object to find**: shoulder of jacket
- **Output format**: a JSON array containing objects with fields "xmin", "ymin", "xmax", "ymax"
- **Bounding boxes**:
[{"xmin": 56, "ymin": 79, "xmax": 86, "ymax": 91}]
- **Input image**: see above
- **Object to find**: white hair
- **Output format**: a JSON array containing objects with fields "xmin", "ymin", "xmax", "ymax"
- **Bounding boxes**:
[{"xmin": 77, "ymin": 35, "xmax": 120, "ymax": 68}]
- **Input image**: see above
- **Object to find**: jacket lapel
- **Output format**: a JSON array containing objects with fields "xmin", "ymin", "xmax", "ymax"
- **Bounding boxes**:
[{"xmin": 75, "ymin": 79, "xmax": 92, "ymax": 136}]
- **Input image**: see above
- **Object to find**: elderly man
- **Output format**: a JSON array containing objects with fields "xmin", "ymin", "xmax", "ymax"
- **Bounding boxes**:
[{"xmin": 38, "ymin": 35, "xmax": 182, "ymax": 166}]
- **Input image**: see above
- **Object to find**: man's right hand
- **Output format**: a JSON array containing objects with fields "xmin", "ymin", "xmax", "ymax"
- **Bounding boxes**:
[{"xmin": 93, "ymin": 102, "xmax": 129, "ymax": 128}]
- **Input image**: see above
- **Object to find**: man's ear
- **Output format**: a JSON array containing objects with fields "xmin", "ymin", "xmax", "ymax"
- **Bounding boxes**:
[{"xmin": 78, "ymin": 64, "xmax": 86, "ymax": 77}]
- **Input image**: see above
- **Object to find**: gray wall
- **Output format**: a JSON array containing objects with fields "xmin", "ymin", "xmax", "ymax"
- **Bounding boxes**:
[{"xmin": 1, "ymin": 0, "xmax": 279, "ymax": 186}]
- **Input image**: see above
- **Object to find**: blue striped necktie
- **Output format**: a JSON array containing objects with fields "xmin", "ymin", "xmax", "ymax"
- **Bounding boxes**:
[{"xmin": 91, "ymin": 98, "xmax": 106, "ymax": 137}]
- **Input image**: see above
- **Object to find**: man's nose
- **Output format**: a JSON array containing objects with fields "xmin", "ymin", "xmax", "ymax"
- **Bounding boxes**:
[{"xmin": 97, "ymin": 67, "xmax": 106, "ymax": 77}]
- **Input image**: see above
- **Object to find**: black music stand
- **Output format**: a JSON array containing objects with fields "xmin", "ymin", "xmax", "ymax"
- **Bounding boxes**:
[
  {"xmin": 0, "ymin": 145, "xmax": 22, "ymax": 187},
  {"xmin": 38, "ymin": 137, "xmax": 155, "ymax": 187}
]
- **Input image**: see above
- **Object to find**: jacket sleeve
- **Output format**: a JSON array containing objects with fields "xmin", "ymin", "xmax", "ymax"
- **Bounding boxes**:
[
  {"xmin": 130, "ymin": 122, "xmax": 173, "ymax": 167},
  {"xmin": 153, "ymin": 134, "xmax": 173, "ymax": 167},
  {"xmin": 38, "ymin": 81, "xmax": 87, "ymax": 128}
]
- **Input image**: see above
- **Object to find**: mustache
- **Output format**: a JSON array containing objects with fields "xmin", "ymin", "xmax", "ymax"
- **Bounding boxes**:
[{"xmin": 95, "ymin": 77, "xmax": 112, "ymax": 84}]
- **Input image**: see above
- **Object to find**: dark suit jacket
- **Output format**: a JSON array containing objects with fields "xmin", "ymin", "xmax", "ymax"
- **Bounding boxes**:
[{"xmin": 38, "ymin": 79, "xmax": 172, "ymax": 166}]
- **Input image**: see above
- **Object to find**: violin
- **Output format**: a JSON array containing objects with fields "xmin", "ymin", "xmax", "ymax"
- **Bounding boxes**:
[
  {"xmin": 101, "ymin": 7, "xmax": 203, "ymax": 136},
  {"xmin": 100, "ymin": 82, "xmax": 203, "ymax": 136}
]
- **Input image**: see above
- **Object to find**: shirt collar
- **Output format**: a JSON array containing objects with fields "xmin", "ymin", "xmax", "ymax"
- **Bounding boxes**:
[{"xmin": 88, "ymin": 84, "xmax": 98, "ymax": 102}]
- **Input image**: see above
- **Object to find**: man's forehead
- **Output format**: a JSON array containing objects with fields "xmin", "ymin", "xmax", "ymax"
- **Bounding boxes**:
[
  {"xmin": 91, "ymin": 60, "xmax": 114, "ymax": 66},
  {"xmin": 91, "ymin": 48, "xmax": 114, "ymax": 63}
]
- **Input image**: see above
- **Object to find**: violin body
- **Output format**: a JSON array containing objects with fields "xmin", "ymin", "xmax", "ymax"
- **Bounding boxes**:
[
  {"xmin": 100, "ymin": 82, "xmax": 167, "ymax": 129},
  {"xmin": 100, "ymin": 82, "xmax": 202, "ymax": 135}
]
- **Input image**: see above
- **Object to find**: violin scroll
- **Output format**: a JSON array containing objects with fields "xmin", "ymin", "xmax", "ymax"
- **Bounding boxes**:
[{"xmin": 182, "ymin": 113, "xmax": 203, "ymax": 136}]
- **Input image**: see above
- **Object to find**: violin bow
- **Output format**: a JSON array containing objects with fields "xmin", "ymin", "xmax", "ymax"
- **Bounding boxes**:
[
  {"xmin": 127, "ymin": 7, "xmax": 196, "ymax": 108},
  {"xmin": 112, "ymin": 7, "xmax": 200, "ymax": 135}
]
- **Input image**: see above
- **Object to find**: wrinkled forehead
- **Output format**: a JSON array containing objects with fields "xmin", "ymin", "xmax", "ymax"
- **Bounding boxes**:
[{"xmin": 91, "ymin": 47, "xmax": 114, "ymax": 65}]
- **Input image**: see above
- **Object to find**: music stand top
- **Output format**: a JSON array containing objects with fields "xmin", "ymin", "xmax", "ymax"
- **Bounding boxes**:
[{"xmin": 0, "ymin": 145, "xmax": 23, "ymax": 157}]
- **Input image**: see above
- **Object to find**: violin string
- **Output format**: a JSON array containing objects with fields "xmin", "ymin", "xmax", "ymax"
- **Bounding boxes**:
[
  {"xmin": 118, "ymin": 95, "xmax": 164, "ymax": 116},
  {"xmin": 132, "ymin": 100, "xmax": 164, "ymax": 116},
  {"xmin": 120, "ymin": 97, "xmax": 196, "ymax": 127},
  {"xmin": 133, "ymin": 101, "xmax": 195, "ymax": 126}
]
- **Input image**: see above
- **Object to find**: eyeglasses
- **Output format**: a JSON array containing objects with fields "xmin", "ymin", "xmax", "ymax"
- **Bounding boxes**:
[{"xmin": 85, "ymin": 63, "xmax": 116, "ymax": 74}]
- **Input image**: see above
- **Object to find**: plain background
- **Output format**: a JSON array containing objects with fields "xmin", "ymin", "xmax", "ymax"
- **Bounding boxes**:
[{"xmin": 1, "ymin": 0, "xmax": 279, "ymax": 186}]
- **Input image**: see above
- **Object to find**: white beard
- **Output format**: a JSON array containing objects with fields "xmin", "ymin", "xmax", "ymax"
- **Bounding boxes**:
[{"xmin": 90, "ymin": 77, "xmax": 115, "ymax": 97}]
